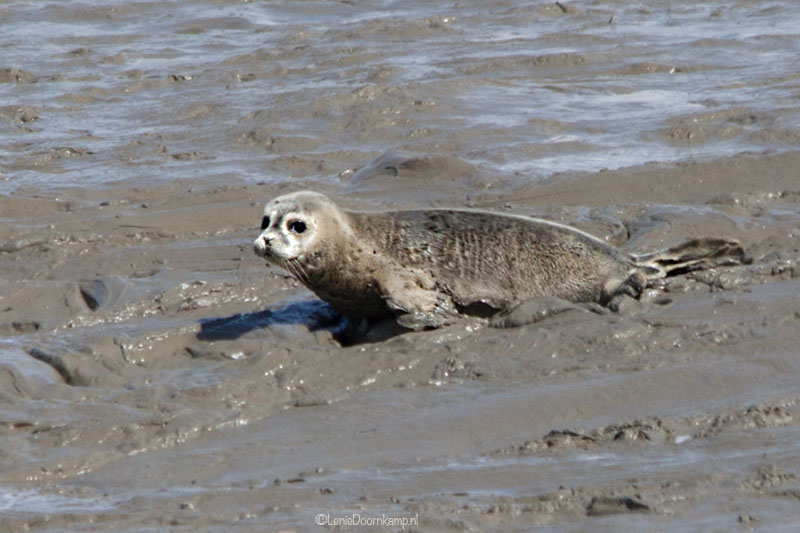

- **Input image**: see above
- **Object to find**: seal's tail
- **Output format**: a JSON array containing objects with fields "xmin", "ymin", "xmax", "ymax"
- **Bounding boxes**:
[{"xmin": 633, "ymin": 238, "xmax": 747, "ymax": 279}]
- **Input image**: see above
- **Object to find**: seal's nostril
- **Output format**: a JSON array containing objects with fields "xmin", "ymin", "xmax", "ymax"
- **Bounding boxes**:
[{"xmin": 253, "ymin": 235, "xmax": 271, "ymax": 256}]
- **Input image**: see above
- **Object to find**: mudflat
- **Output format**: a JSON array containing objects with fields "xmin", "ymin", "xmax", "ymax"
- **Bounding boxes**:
[{"xmin": 2, "ymin": 0, "xmax": 800, "ymax": 530}]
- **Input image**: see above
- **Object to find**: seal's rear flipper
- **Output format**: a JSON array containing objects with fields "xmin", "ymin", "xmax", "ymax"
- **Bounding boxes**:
[{"xmin": 635, "ymin": 238, "xmax": 747, "ymax": 277}]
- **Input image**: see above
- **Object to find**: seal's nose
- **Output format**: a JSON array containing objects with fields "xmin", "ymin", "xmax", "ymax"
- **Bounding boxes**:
[{"xmin": 253, "ymin": 235, "xmax": 270, "ymax": 256}]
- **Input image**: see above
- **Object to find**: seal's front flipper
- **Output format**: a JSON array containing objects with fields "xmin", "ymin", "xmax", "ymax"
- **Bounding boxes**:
[
  {"xmin": 395, "ymin": 309, "xmax": 455, "ymax": 331},
  {"xmin": 635, "ymin": 238, "xmax": 746, "ymax": 277},
  {"xmin": 382, "ymin": 268, "xmax": 459, "ymax": 331},
  {"xmin": 390, "ymin": 293, "xmax": 459, "ymax": 330}
]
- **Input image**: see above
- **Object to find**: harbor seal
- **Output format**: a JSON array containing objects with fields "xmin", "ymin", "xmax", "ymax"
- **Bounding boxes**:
[{"xmin": 253, "ymin": 191, "xmax": 745, "ymax": 330}]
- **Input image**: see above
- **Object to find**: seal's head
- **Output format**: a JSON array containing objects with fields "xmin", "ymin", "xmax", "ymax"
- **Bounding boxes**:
[{"xmin": 253, "ymin": 191, "xmax": 347, "ymax": 266}]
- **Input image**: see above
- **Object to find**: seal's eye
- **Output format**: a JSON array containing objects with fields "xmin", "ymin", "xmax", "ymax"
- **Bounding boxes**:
[
  {"xmin": 260, "ymin": 216, "xmax": 270, "ymax": 230},
  {"xmin": 288, "ymin": 220, "xmax": 307, "ymax": 234}
]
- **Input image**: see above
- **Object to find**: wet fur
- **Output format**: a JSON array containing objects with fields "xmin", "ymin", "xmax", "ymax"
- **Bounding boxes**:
[{"xmin": 254, "ymin": 192, "xmax": 745, "ymax": 330}]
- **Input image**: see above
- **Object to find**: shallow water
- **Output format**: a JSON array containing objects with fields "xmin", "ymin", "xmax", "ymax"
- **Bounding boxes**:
[
  {"xmin": 2, "ymin": 0, "xmax": 800, "ymax": 531},
  {"xmin": 2, "ymin": 0, "xmax": 799, "ymax": 193}
]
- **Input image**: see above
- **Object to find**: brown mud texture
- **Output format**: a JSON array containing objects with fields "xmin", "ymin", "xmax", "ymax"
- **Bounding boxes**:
[{"xmin": 2, "ymin": 0, "xmax": 800, "ymax": 531}]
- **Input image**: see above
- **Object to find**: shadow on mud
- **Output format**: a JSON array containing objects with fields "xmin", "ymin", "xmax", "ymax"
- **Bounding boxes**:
[{"xmin": 196, "ymin": 299, "xmax": 347, "ymax": 341}]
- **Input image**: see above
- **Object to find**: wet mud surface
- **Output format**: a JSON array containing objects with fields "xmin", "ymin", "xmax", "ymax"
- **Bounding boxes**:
[{"xmin": 2, "ymin": 0, "xmax": 800, "ymax": 531}]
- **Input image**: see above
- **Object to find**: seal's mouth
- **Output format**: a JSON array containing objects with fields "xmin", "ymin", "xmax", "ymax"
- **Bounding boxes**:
[
  {"xmin": 253, "ymin": 238, "xmax": 273, "ymax": 259},
  {"xmin": 254, "ymin": 240, "xmax": 299, "ymax": 264},
  {"xmin": 260, "ymin": 250, "xmax": 299, "ymax": 266}
]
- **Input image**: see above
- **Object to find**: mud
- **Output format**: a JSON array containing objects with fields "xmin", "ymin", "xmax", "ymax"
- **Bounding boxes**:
[{"xmin": 2, "ymin": 0, "xmax": 800, "ymax": 531}]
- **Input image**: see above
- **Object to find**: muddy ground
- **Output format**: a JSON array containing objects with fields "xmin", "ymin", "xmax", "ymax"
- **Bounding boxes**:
[
  {"xmin": 2, "ymin": 151, "xmax": 800, "ymax": 530},
  {"xmin": 2, "ymin": 0, "xmax": 800, "ymax": 531}
]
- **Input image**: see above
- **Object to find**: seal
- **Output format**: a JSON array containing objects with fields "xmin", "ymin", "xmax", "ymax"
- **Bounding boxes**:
[{"xmin": 253, "ymin": 191, "xmax": 745, "ymax": 330}]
